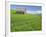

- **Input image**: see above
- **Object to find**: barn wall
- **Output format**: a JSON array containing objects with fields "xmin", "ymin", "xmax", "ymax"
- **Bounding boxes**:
[{"xmin": 16, "ymin": 8, "xmax": 26, "ymax": 14}]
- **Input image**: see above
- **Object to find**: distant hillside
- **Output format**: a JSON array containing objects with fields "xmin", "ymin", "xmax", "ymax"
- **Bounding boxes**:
[{"xmin": 11, "ymin": 10, "xmax": 16, "ymax": 14}]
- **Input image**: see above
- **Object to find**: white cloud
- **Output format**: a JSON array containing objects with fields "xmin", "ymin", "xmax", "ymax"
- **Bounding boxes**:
[{"xmin": 26, "ymin": 10, "xmax": 41, "ymax": 14}]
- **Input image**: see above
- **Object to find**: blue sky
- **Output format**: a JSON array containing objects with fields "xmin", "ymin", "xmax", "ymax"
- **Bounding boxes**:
[{"xmin": 10, "ymin": 5, "xmax": 42, "ymax": 13}]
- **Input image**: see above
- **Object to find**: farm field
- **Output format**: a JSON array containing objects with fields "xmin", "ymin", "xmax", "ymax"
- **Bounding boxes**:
[{"xmin": 11, "ymin": 13, "xmax": 42, "ymax": 32}]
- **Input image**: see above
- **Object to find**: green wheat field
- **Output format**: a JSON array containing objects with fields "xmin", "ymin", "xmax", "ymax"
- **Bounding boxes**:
[{"xmin": 11, "ymin": 10, "xmax": 42, "ymax": 32}]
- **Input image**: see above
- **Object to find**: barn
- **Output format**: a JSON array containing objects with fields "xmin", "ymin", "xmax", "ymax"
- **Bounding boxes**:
[{"xmin": 16, "ymin": 8, "xmax": 26, "ymax": 14}]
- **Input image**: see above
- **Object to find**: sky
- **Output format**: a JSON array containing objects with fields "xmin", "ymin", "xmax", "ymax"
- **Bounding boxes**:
[{"xmin": 10, "ymin": 5, "xmax": 42, "ymax": 14}]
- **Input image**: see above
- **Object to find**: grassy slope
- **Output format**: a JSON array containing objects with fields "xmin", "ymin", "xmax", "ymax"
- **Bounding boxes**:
[
  {"xmin": 11, "ymin": 14, "xmax": 42, "ymax": 32},
  {"xmin": 11, "ymin": 10, "xmax": 16, "ymax": 14}
]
